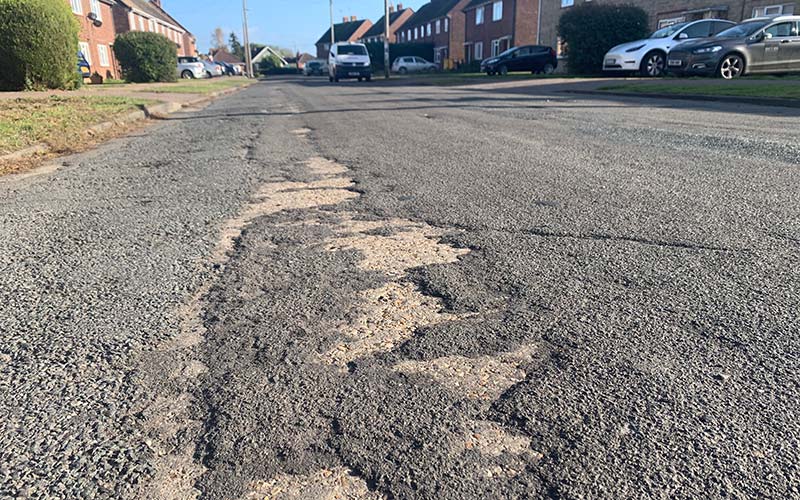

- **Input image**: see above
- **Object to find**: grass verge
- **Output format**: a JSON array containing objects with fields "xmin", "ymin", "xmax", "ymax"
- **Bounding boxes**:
[
  {"xmin": 599, "ymin": 82, "xmax": 800, "ymax": 100},
  {"xmin": 137, "ymin": 77, "xmax": 251, "ymax": 94},
  {"xmin": 386, "ymin": 72, "xmax": 584, "ymax": 86}
]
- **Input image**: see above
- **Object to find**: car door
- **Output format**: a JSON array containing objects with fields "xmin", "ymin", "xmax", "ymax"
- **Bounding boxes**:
[
  {"xmin": 675, "ymin": 20, "xmax": 715, "ymax": 47},
  {"xmin": 762, "ymin": 21, "xmax": 796, "ymax": 72},
  {"xmin": 778, "ymin": 21, "xmax": 800, "ymax": 71},
  {"xmin": 515, "ymin": 47, "xmax": 533, "ymax": 71},
  {"xmin": 506, "ymin": 49, "xmax": 522, "ymax": 71}
]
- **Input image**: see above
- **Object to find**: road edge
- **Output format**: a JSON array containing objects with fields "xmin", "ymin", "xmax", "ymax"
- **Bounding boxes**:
[{"xmin": 560, "ymin": 89, "xmax": 800, "ymax": 109}]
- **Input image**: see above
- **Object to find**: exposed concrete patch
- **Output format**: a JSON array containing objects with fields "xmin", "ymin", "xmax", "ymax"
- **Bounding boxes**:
[
  {"xmin": 392, "ymin": 345, "xmax": 537, "ymax": 401},
  {"xmin": 307, "ymin": 156, "xmax": 349, "ymax": 177},
  {"xmin": 291, "ymin": 127, "xmax": 313, "ymax": 137},
  {"xmin": 320, "ymin": 282, "xmax": 459, "ymax": 366},
  {"xmin": 243, "ymin": 467, "xmax": 385, "ymax": 500}
]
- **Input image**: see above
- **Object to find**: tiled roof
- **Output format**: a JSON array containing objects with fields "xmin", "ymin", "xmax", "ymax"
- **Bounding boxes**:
[
  {"xmin": 117, "ymin": 0, "xmax": 192, "ymax": 34},
  {"xmin": 316, "ymin": 20, "xmax": 369, "ymax": 45},
  {"xmin": 361, "ymin": 9, "xmax": 411, "ymax": 38},
  {"xmin": 210, "ymin": 48, "xmax": 242, "ymax": 64},
  {"xmin": 405, "ymin": 0, "xmax": 461, "ymax": 27}
]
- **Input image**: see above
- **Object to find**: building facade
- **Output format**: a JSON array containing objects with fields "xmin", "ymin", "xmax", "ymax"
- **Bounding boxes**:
[
  {"xmin": 112, "ymin": 0, "xmax": 197, "ymax": 57},
  {"xmin": 400, "ymin": 0, "xmax": 472, "ymax": 67},
  {"xmin": 462, "ymin": 0, "xmax": 540, "ymax": 64},
  {"xmin": 316, "ymin": 17, "xmax": 374, "ymax": 59},
  {"xmin": 539, "ymin": 0, "xmax": 798, "ymax": 56},
  {"xmin": 360, "ymin": 5, "xmax": 415, "ymax": 44},
  {"xmin": 69, "ymin": 0, "xmax": 119, "ymax": 79}
]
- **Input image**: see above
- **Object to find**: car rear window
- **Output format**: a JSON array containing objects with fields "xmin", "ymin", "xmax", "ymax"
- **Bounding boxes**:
[{"xmin": 338, "ymin": 45, "xmax": 367, "ymax": 55}]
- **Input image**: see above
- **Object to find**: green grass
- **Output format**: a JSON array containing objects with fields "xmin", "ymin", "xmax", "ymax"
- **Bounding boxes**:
[
  {"xmin": 388, "ymin": 71, "xmax": 586, "ymax": 86},
  {"xmin": 138, "ymin": 77, "xmax": 251, "ymax": 94},
  {"xmin": 599, "ymin": 82, "xmax": 800, "ymax": 100},
  {"xmin": 0, "ymin": 96, "xmax": 149, "ymax": 155}
]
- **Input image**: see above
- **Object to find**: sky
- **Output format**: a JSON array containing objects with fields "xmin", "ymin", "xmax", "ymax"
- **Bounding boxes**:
[{"xmin": 162, "ymin": 0, "xmax": 429, "ymax": 56}]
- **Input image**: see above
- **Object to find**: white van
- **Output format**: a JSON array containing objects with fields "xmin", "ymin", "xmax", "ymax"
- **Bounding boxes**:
[{"xmin": 328, "ymin": 43, "xmax": 372, "ymax": 82}]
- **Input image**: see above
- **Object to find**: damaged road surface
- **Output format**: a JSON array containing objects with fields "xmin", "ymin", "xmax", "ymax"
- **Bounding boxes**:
[{"xmin": 1, "ymin": 78, "xmax": 799, "ymax": 499}]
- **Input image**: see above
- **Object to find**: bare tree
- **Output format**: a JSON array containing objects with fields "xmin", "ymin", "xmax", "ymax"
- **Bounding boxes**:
[{"xmin": 211, "ymin": 27, "xmax": 227, "ymax": 51}]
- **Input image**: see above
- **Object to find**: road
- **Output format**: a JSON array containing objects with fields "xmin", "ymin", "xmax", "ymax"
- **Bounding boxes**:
[{"xmin": 1, "ymin": 76, "xmax": 798, "ymax": 499}]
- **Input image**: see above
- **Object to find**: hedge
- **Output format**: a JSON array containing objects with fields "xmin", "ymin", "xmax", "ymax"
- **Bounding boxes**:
[
  {"xmin": 365, "ymin": 42, "xmax": 435, "ymax": 71},
  {"xmin": 558, "ymin": 3, "xmax": 648, "ymax": 75},
  {"xmin": 113, "ymin": 31, "xmax": 177, "ymax": 83},
  {"xmin": 0, "ymin": 0, "xmax": 80, "ymax": 90}
]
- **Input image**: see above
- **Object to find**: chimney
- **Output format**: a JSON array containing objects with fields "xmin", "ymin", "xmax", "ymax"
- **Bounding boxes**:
[
  {"xmin": 389, "ymin": 5, "xmax": 394, "ymax": 12},
  {"xmin": 398, "ymin": 3, "xmax": 403, "ymax": 10},
  {"xmin": 151, "ymin": 0, "xmax": 161, "ymax": 7},
  {"xmin": 343, "ymin": 16, "xmax": 348, "ymax": 23},
  {"xmin": 350, "ymin": 15, "xmax": 357, "ymax": 22}
]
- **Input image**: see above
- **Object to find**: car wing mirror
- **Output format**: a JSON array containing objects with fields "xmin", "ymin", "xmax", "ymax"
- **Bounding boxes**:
[
  {"xmin": 763, "ymin": 32, "xmax": 773, "ymax": 39},
  {"xmin": 677, "ymin": 32, "xmax": 689, "ymax": 40}
]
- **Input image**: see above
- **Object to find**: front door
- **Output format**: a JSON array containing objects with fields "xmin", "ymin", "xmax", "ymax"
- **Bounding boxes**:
[{"xmin": 761, "ymin": 21, "xmax": 796, "ymax": 72}]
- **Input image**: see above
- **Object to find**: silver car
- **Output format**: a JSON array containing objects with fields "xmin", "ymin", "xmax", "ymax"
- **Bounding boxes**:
[
  {"xmin": 177, "ymin": 56, "xmax": 206, "ymax": 79},
  {"xmin": 391, "ymin": 56, "xmax": 438, "ymax": 74}
]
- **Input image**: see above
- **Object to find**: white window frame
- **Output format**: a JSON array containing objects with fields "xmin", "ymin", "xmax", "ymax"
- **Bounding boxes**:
[
  {"xmin": 89, "ymin": 0, "xmax": 102, "ymax": 20},
  {"xmin": 436, "ymin": 19, "xmax": 441, "ymax": 34},
  {"xmin": 414, "ymin": 27, "xmax": 419, "ymax": 39},
  {"xmin": 148, "ymin": 19, "xmax": 155, "ymax": 32},
  {"xmin": 444, "ymin": 17, "xmax": 449, "ymax": 32},
  {"xmin": 71, "ymin": 0, "xmax": 83, "ymax": 15},
  {"xmin": 476, "ymin": 7, "xmax": 484, "ymax": 25},
  {"xmin": 97, "ymin": 44, "xmax": 109, "ymax": 67},
  {"xmin": 407, "ymin": 29, "xmax": 412, "ymax": 40},
  {"xmin": 753, "ymin": 4, "xmax": 793, "ymax": 16},
  {"xmin": 427, "ymin": 23, "xmax": 432, "ymax": 36},
  {"xmin": 138, "ymin": 17, "xmax": 145, "ymax": 31},
  {"xmin": 492, "ymin": 1, "xmax": 503, "ymax": 21},
  {"xmin": 561, "ymin": 0, "xmax": 574, "ymax": 7},
  {"xmin": 79, "ymin": 42, "xmax": 91, "ymax": 64},
  {"xmin": 491, "ymin": 38, "xmax": 501, "ymax": 56},
  {"xmin": 475, "ymin": 41, "xmax": 483, "ymax": 60}
]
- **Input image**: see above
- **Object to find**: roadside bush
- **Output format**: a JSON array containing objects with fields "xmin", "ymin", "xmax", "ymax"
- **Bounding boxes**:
[
  {"xmin": 558, "ymin": 3, "xmax": 648, "ymax": 75},
  {"xmin": 365, "ymin": 42, "xmax": 435, "ymax": 71},
  {"xmin": 113, "ymin": 31, "xmax": 177, "ymax": 83},
  {"xmin": 0, "ymin": 0, "xmax": 80, "ymax": 90}
]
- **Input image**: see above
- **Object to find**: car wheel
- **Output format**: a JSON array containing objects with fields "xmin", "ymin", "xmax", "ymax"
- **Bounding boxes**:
[
  {"xmin": 366, "ymin": 76, "xmax": 372, "ymax": 82},
  {"xmin": 358, "ymin": 77, "xmax": 363, "ymax": 82},
  {"xmin": 718, "ymin": 54, "xmax": 744, "ymax": 80},
  {"xmin": 206, "ymin": 71, "xmax": 212, "ymax": 78},
  {"xmin": 640, "ymin": 51, "xmax": 666, "ymax": 77},
  {"xmin": 399, "ymin": 67, "xmax": 408, "ymax": 74},
  {"xmin": 543, "ymin": 63, "xmax": 555, "ymax": 75},
  {"xmin": 329, "ymin": 75, "xmax": 334, "ymax": 82},
  {"xmin": 181, "ymin": 70, "xmax": 194, "ymax": 79},
  {"xmin": 499, "ymin": 65, "xmax": 508, "ymax": 76}
]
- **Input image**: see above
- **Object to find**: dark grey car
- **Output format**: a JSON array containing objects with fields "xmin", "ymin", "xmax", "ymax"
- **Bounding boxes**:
[{"xmin": 667, "ymin": 15, "xmax": 800, "ymax": 78}]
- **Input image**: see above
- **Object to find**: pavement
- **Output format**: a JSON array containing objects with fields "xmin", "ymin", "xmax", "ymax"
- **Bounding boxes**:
[{"xmin": 1, "ymin": 76, "xmax": 798, "ymax": 499}]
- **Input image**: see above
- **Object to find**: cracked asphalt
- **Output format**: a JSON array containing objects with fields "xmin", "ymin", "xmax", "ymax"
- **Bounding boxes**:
[{"xmin": 1, "ymin": 76, "xmax": 798, "ymax": 499}]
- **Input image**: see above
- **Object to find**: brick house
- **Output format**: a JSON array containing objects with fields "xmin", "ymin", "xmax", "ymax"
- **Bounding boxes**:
[
  {"xmin": 359, "ymin": 5, "xmax": 415, "ymax": 43},
  {"xmin": 539, "ymin": 0, "xmax": 798, "ymax": 58},
  {"xmin": 112, "ymin": 0, "xmax": 197, "ymax": 57},
  {"xmin": 316, "ymin": 17, "xmax": 373, "ymax": 59},
  {"xmin": 399, "ymin": 0, "xmax": 472, "ymax": 68},
  {"xmin": 68, "ymin": 0, "xmax": 120, "ymax": 79},
  {"xmin": 462, "ymin": 0, "xmax": 540, "ymax": 64}
]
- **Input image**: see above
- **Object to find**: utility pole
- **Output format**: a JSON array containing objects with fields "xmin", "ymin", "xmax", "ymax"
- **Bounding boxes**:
[
  {"xmin": 242, "ymin": 0, "xmax": 253, "ymax": 77},
  {"xmin": 384, "ymin": 0, "xmax": 390, "ymax": 78},
  {"xmin": 329, "ymin": 0, "xmax": 335, "ymax": 51}
]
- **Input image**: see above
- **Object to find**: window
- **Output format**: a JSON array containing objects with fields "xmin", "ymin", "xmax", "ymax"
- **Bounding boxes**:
[
  {"xmin": 561, "ymin": 0, "xmax": 573, "ymax": 7},
  {"xmin": 138, "ymin": 17, "xmax": 145, "ymax": 31},
  {"xmin": 476, "ymin": 7, "xmax": 484, "ymax": 25},
  {"xmin": 765, "ymin": 22, "xmax": 795, "ymax": 37},
  {"xmin": 445, "ymin": 18, "xmax": 449, "ymax": 32},
  {"xmin": 97, "ymin": 44, "xmax": 109, "ymax": 66},
  {"xmin": 70, "ymin": 0, "xmax": 82, "ymax": 14},
  {"xmin": 753, "ymin": 4, "xmax": 794, "ymax": 16},
  {"xmin": 414, "ymin": 27, "xmax": 418, "ymax": 39},
  {"xmin": 492, "ymin": 1, "xmax": 503, "ymax": 21},
  {"xmin": 89, "ymin": 0, "xmax": 101, "ymax": 19},
  {"xmin": 681, "ymin": 21, "xmax": 713, "ymax": 39},
  {"xmin": 474, "ymin": 41, "xmax": 483, "ymax": 60},
  {"xmin": 491, "ymin": 39, "xmax": 501, "ymax": 56},
  {"xmin": 427, "ymin": 23, "xmax": 432, "ymax": 36},
  {"xmin": 148, "ymin": 19, "xmax": 155, "ymax": 32},
  {"xmin": 79, "ymin": 42, "xmax": 91, "ymax": 63},
  {"xmin": 436, "ymin": 19, "xmax": 441, "ymax": 34}
]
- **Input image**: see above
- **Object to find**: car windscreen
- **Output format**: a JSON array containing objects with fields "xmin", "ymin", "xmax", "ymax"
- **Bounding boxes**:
[
  {"xmin": 308, "ymin": 62, "xmax": 321, "ymax": 67},
  {"xmin": 338, "ymin": 45, "xmax": 367, "ymax": 55},
  {"xmin": 650, "ymin": 22, "xmax": 688, "ymax": 38},
  {"xmin": 715, "ymin": 21, "xmax": 769, "ymax": 38}
]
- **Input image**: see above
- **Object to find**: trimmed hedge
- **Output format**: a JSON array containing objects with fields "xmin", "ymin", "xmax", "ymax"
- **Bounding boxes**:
[
  {"xmin": 113, "ymin": 31, "xmax": 177, "ymax": 83},
  {"xmin": 0, "ymin": 0, "xmax": 80, "ymax": 90},
  {"xmin": 558, "ymin": 3, "xmax": 648, "ymax": 74},
  {"xmin": 365, "ymin": 42, "xmax": 435, "ymax": 71}
]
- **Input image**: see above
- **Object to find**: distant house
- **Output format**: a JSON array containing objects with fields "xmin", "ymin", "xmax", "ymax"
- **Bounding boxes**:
[
  {"xmin": 462, "ymin": 0, "xmax": 540, "ymax": 64},
  {"xmin": 284, "ymin": 53, "xmax": 315, "ymax": 70},
  {"xmin": 359, "ymin": 5, "xmax": 415, "ymax": 44},
  {"xmin": 399, "ymin": 0, "xmax": 471, "ymax": 68},
  {"xmin": 210, "ymin": 48, "xmax": 245, "ymax": 73},
  {"xmin": 111, "ymin": 0, "xmax": 197, "ymax": 57},
  {"xmin": 315, "ymin": 17, "xmax": 373, "ymax": 59},
  {"xmin": 251, "ymin": 46, "xmax": 289, "ymax": 67},
  {"xmin": 68, "ymin": 0, "xmax": 119, "ymax": 79}
]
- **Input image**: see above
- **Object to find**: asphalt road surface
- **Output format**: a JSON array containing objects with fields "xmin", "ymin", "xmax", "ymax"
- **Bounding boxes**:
[{"xmin": 1, "ymin": 76, "xmax": 798, "ymax": 500}]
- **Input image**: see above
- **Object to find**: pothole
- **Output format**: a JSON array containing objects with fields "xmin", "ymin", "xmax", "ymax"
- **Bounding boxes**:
[
  {"xmin": 243, "ymin": 468, "xmax": 385, "ymax": 500},
  {"xmin": 392, "ymin": 345, "xmax": 537, "ymax": 401},
  {"xmin": 291, "ymin": 127, "xmax": 313, "ymax": 137}
]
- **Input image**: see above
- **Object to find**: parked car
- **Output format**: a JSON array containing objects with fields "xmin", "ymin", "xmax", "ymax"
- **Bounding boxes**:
[
  {"xmin": 215, "ymin": 61, "xmax": 236, "ymax": 76},
  {"xmin": 668, "ymin": 16, "xmax": 800, "ymax": 79},
  {"xmin": 603, "ymin": 18, "xmax": 735, "ymax": 77},
  {"xmin": 481, "ymin": 45, "xmax": 557, "ymax": 75},
  {"xmin": 201, "ymin": 59, "xmax": 223, "ymax": 77},
  {"xmin": 304, "ymin": 60, "xmax": 327, "ymax": 76},
  {"xmin": 328, "ymin": 43, "xmax": 371, "ymax": 82},
  {"xmin": 177, "ymin": 56, "xmax": 206, "ymax": 79},
  {"xmin": 391, "ymin": 56, "xmax": 437, "ymax": 74},
  {"xmin": 77, "ymin": 51, "xmax": 91, "ymax": 78}
]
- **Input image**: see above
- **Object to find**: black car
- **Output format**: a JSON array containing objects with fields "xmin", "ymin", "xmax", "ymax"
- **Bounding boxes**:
[
  {"xmin": 481, "ymin": 45, "xmax": 558, "ymax": 75},
  {"xmin": 77, "ymin": 51, "xmax": 91, "ymax": 78},
  {"xmin": 668, "ymin": 15, "xmax": 800, "ymax": 79},
  {"xmin": 215, "ymin": 61, "xmax": 236, "ymax": 76}
]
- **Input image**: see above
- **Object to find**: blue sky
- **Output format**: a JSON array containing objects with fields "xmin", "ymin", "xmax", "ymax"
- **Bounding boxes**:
[{"xmin": 163, "ymin": 0, "xmax": 428, "ymax": 55}]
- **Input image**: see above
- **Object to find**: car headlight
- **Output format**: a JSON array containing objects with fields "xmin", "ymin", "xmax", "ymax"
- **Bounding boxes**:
[
  {"xmin": 625, "ymin": 44, "xmax": 646, "ymax": 52},
  {"xmin": 692, "ymin": 45, "xmax": 722, "ymax": 54}
]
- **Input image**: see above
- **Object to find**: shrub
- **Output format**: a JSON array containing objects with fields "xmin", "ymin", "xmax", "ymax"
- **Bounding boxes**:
[
  {"xmin": 365, "ymin": 42, "xmax": 435, "ymax": 71},
  {"xmin": 0, "ymin": 0, "xmax": 80, "ymax": 90},
  {"xmin": 558, "ymin": 3, "xmax": 648, "ymax": 75},
  {"xmin": 113, "ymin": 31, "xmax": 177, "ymax": 83}
]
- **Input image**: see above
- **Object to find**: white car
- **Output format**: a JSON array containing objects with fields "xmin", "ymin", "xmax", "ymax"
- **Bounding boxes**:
[
  {"xmin": 177, "ymin": 56, "xmax": 206, "ymax": 79},
  {"xmin": 391, "ymin": 56, "xmax": 438, "ymax": 74},
  {"xmin": 603, "ymin": 19, "xmax": 735, "ymax": 77},
  {"xmin": 328, "ymin": 43, "xmax": 371, "ymax": 82}
]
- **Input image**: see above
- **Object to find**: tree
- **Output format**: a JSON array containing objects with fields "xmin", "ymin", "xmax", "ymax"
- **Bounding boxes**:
[
  {"xmin": 0, "ymin": 0, "xmax": 81, "ymax": 90},
  {"xmin": 211, "ymin": 27, "xmax": 227, "ymax": 50},
  {"xmin": 229, "ymin": 32, "xmax": 244, "ymax": 59},
  {"xmin": 113, "ymin": 31, "xmax": 177, "ymax": 83},
  {"xmin": 558, "ymin": 3, "xmax": 648, "ymax": 74}
]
